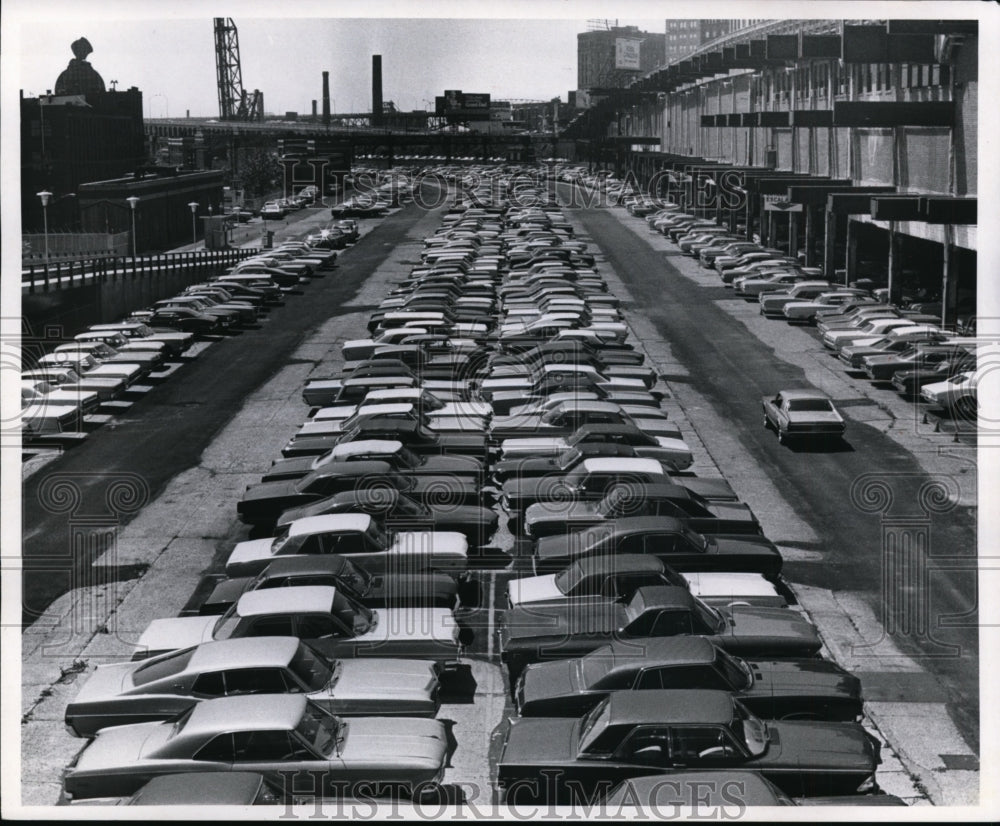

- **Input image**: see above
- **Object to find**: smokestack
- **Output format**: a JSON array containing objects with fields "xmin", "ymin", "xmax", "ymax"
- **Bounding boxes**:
[
  {"xmin": 322, "ymin": 71, "xmax": 331, "ymax": 126},
  {"xmin": 371, "ymin": 55, "xmax": 383, "ymax": 126},
  {"xmin": 312, "ymin": 100, "xmax": 318, "ymax": 118}
]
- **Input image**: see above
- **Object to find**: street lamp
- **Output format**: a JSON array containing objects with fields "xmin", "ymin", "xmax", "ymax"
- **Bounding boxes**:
[
  {"xmin": 37, "ymin": 191, "xmax": 52, "ymax": 272},
  {"xmin": 126, "ymin": 196, "xmax": 139, "ymax": 259},
  {"xmin": 187, "ymin": 201, "xmax": 199, "ymax": 245}
]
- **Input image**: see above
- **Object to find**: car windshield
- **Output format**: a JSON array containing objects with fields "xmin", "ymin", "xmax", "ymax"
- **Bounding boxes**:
[
  {"xmin": 556, "ymin": 447, "xmax": 584, "ymax": 471},
  {"xmin": 786, "ymin": 399, "xmax": 834, "ymax": 412},
  {"xmin": 681, "ymin": 527, "xmax": 709, "ymax": 552},
  {"xmin": 714, "ymin": 647, "xmax": 754, "ymax": 690},
  {"xmin": 294, "ymin": 701, "xmax": 342, "ymax": 756},
  {"xmin": 212, "ymin": 603, "xmax": 243, "ymax": 641},
  {"xmin": 131, "ymin": 647, "xmax": 197, "ymax": 687},
  {"xmin": 578, "ymin": 647, "xmax": 616, "ymax": 688},
  {"xmin": 732, "ymin": 700, "xmax": 769, "ymax": 757},
  {"xmin": 578, "ymin": 696, "xmax": 612, "ymax": 752},
  {"xmin": 397, "ymin": 446, "xmax": 423, "ymax": 468},
  {"xmin": 553, "ymin": 561, "xmax": 586, "ymax": 594},
  {"xmin": 394, "ymin": 494, "xmax": 427, "ymax": 517},
  {"xmin": 333, "ymin": 588, "xmax": 374, "ymax": 635},
  {"xmin": 691, "ymin": 596, "xmax": 726, "ymax": 634},
  {"xmin": 288, "ymin": 642, "xmax": 337, "ymax": 691}
]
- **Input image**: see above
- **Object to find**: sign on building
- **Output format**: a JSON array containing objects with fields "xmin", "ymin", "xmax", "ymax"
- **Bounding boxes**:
[{"xmin": 615, "ymin": 38, "xmax": 642, "ymax": 70}]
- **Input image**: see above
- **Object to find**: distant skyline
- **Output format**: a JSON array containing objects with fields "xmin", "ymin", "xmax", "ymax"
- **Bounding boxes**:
[{"xmin": 14, "ymin": 11, "xmax": 669, "ymax": 118}]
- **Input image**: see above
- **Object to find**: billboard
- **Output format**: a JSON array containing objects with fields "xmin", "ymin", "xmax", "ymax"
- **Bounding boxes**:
[
  {"xmin": 435, "ymin": 90, "xmax": 492, "ymax": 120},
  {"xmin": 615, "ymin": 37, "xmax": 642, "ymax": 70}
]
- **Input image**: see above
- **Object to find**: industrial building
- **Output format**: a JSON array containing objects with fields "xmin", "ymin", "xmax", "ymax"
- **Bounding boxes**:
[
  {"xmin": 577, "ymin": 24, "xmax": 667, "ymax": 90},
  {"xmin": 584, "ymin": 19, "xmax": 977, "ymax": 325}
]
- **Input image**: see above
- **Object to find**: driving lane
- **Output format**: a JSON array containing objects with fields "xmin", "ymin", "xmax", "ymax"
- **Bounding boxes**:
[
  {"xmin": 21, "ymin": 205, "xmax": 419, "ymax": 627},
  {"xmin": 562, "ymin": 190, "xmax": 979, "ymax": 751}
]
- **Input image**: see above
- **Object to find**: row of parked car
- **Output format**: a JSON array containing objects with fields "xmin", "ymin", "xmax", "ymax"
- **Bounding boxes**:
[
  {"xmin": 20, "ymin": 234, "xmax": 350, "ymax": 446},
  {"xmin": 58, "ymin": 164, "xmax": 903, "ymax": 807},
  {"xmin": 625, "ymin": 195, "xmax": 981, "ymax": 424},
  {"xmin": 59, "ymin": 176, "xmax": 481, "ymax": 806}
]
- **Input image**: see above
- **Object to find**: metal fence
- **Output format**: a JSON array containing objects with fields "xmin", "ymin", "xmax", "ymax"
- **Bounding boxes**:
[
  {"xmin": 22, "ymin": 232, "xmax": 131, "ymax": 264},
  {"xmin": 21, "ymin": 248, "xmax": 261, "ymax": 293}
]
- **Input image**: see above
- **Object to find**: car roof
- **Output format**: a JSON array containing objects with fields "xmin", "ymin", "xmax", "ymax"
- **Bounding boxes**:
[
  {"xmin": 324, "ymin": 488, "xmax": 401, "ymax": 506},
  {"xmin": 777, "ymin": 389, "xmax": 833, "ymax": 401},
  {"xmin": 627, "ymin": 584, "xmax": 696, "ymax": 612},
  {"xmin": 331, "ymin": 439, "xmax": 402, "ymax": 457},
  {"xmin": 287, "ymin": 513, "xmax": 372, "ymax": 535},
  {"xmin": 187, "ymin": 636, "xmax": 302, "ymax": 672},
  {"xmin": 261, "ymin": 555, "xmax": 356, "ymax": 578},
  {"xmin": 236, "ymin": 585, "xmax": 336, "ymax": 617},
  {"xmin": 307, "ymin": 460, "xmax": 394, "ymax": 478},
  {"xmin": 554, "ymin": 400, "xmax": 622, "ymax": 413},
  {"xmin": 581, "ymin": 457, "xmax": 663, "ymax": 473},
  {"xmin": 590, "ymin": 636, "xmax": 720, "ymax": 670},
  {"xmin": 183, "ymin": 694, "xmax": 308, "ymax": 737},
  {"xmin": 596, "ymin": 515, "xmax": 689, "ymax": 533},
  {"xmin": 606, "ymin": 689, "xmax": 734, "ymax": 726},
  {"xmin": 354, "ymin": 403, "xmax": 414, "ymax": 416},
  {"xmin": 571, "ymin": 554, "xmax": 665, "ymax": 577}
]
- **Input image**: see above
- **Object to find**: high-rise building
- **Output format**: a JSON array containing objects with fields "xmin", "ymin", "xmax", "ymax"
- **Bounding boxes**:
[
  {"xmin": 664, "ymin": 19, "xmax": 763, "ymax": 64},
  {"xmin": 577, "ymin": 25, "xmax": 667, "ymax": 89}
]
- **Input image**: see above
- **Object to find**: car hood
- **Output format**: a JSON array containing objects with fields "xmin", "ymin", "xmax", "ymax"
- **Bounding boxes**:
[
  {"xmin": 134, "ymin": 616, "xmax": 217, "ymax": 657},
  {"xmin": 240, "ymin": 480, "xmax": 299, "ymax": 505},
  {"xmin": 756, "ymin": 721, "xmax": 879, "ymax": 772},
  {"xmin": 501, "ymin": 717, "xmax": 579, "ymax": 765},
  {"xmin": 499, "ymin": 438, "xmax": 568, "ymax": 457},
  {"xmin": 340, "ymin": 717, "xmax": 447, "ymax": 768},
  {"xmin": 71, "ymin": 721, "xmax": 169, "ymax": 776},
  {"xmin": 226, "ymin": 538, "xmax": 275, "ymax": 571},
  {"xmin": 507, "ymin": 574, "xmax": 563, "ymax": 607},
  {"xmin": 680, "ymin": 572, "xmax": 781, "ymax": 604},
  {"xmin": 329, "ymin": 659, "xmax": 439, "ymax": 702},
  {"xmin": 747, "ymin": 660, "xmax": 862, "ymax": 703},
  {"xmin": 518, "ymin": 660, "xmax": 581, "ymax": 708},
  {"xmin": 721, "ymin": 606, "xmax": 822, "ymax": 655},
  {"xmin": 68, "ymin": 662, "xmax": 136, "ymax": 706}
]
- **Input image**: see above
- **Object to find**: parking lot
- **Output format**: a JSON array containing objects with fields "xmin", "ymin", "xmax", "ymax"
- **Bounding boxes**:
[{"xmin": 19, "ymin": 166, "xmax": 979, "ymax": 809}]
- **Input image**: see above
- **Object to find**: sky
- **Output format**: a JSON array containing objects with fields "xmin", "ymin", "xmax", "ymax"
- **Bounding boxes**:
[{"xmin": 10, "ymin": 2, "xmax": 668, "ymax": 118}]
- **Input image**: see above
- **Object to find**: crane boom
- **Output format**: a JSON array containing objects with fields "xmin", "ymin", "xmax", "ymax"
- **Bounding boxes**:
[{"xmin": 214, "ymin": 18, "xmax": 263, "ymax": 121}]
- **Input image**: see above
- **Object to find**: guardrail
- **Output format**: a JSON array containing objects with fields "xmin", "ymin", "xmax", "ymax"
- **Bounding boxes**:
[{"xmin": 21, "ymin": 248, "xmax": 261, "ymax": 293}]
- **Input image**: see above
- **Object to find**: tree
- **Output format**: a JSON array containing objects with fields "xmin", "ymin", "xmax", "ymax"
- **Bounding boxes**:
[{"xmin": 240, "ymin": 149, "xmax": 280, "ymax": 197}]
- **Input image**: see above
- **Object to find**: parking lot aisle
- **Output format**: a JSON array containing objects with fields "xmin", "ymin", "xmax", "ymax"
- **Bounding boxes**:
[{"xmin": 557, "ymin": 186, "xmax": 977, "ymax": 803}]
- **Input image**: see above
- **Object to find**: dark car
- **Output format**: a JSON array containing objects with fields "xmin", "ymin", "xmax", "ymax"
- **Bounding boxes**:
[
  {"xmin": 274, "ymin": 488, "xmax": 498, "ymax": 548},
  {"xmin": 498, "ymin": 585, "xmax": 822, "ymax": 684},
  {"xmin": 891, "ymin": 355, "xmax": 977, "ymax": 397},
  {"xmin": 199, "ymin": 554, "xmax": 461, "ymax": 615},
  {"xmin": 495, "ymin": 443, "xmax": 673, "ymax": 483},
  {"xmin": 236, "ymin": 460, "xmax": 484, "ymax": 528},
  {"xmin": 530, "ymin": 516, "xmax": 782, "ymax": 577},
  {"xmin": 139, "ymin": 307, "xmax": 220, "ymax": 335},
  {"xmin": 514, "ymin": 637, "xmax": 862, "ymax": 721},
  {"xmin": 861, "ymin": 345, "xmax": 963, "ymax": 383},
  {"xmin": 497, "ymin": 690, "xmax": 881, "ymax": 803},
  {"xmin": 282, "ymin": 419, "xmax": 491, "ymax": 463},
  {"xmin": 523, "ymin": 483, "xmax": 761, "ymax": 540},
  {"xmin": 489, "ymin": 340, "xmax": 645, "ymax": 369}
]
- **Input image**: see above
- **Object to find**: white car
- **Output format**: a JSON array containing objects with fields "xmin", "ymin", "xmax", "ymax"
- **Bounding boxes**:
[
  {"xmin": 225, "ymin": 513, "xmax": 468, "ymax": 577},
  {"xmin": 132, "ymin": 585, "xmax": 462, "ymax": 663},
  {"xmin": 920, "ymin": 369, "xmax": 979, "ymax": 418}
]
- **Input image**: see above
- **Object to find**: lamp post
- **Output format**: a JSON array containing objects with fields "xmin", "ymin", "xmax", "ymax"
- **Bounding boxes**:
[
  {"xmin": 187, "ymin": 201, "xmax": 199, "ymax": 245},
  {"xmin": 37, "ymin": 190, "xmax": 52, "ymax": 272},
  {"xmin": 126, "ymin": 196, "xmax": 139, "ymax": 259}
]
